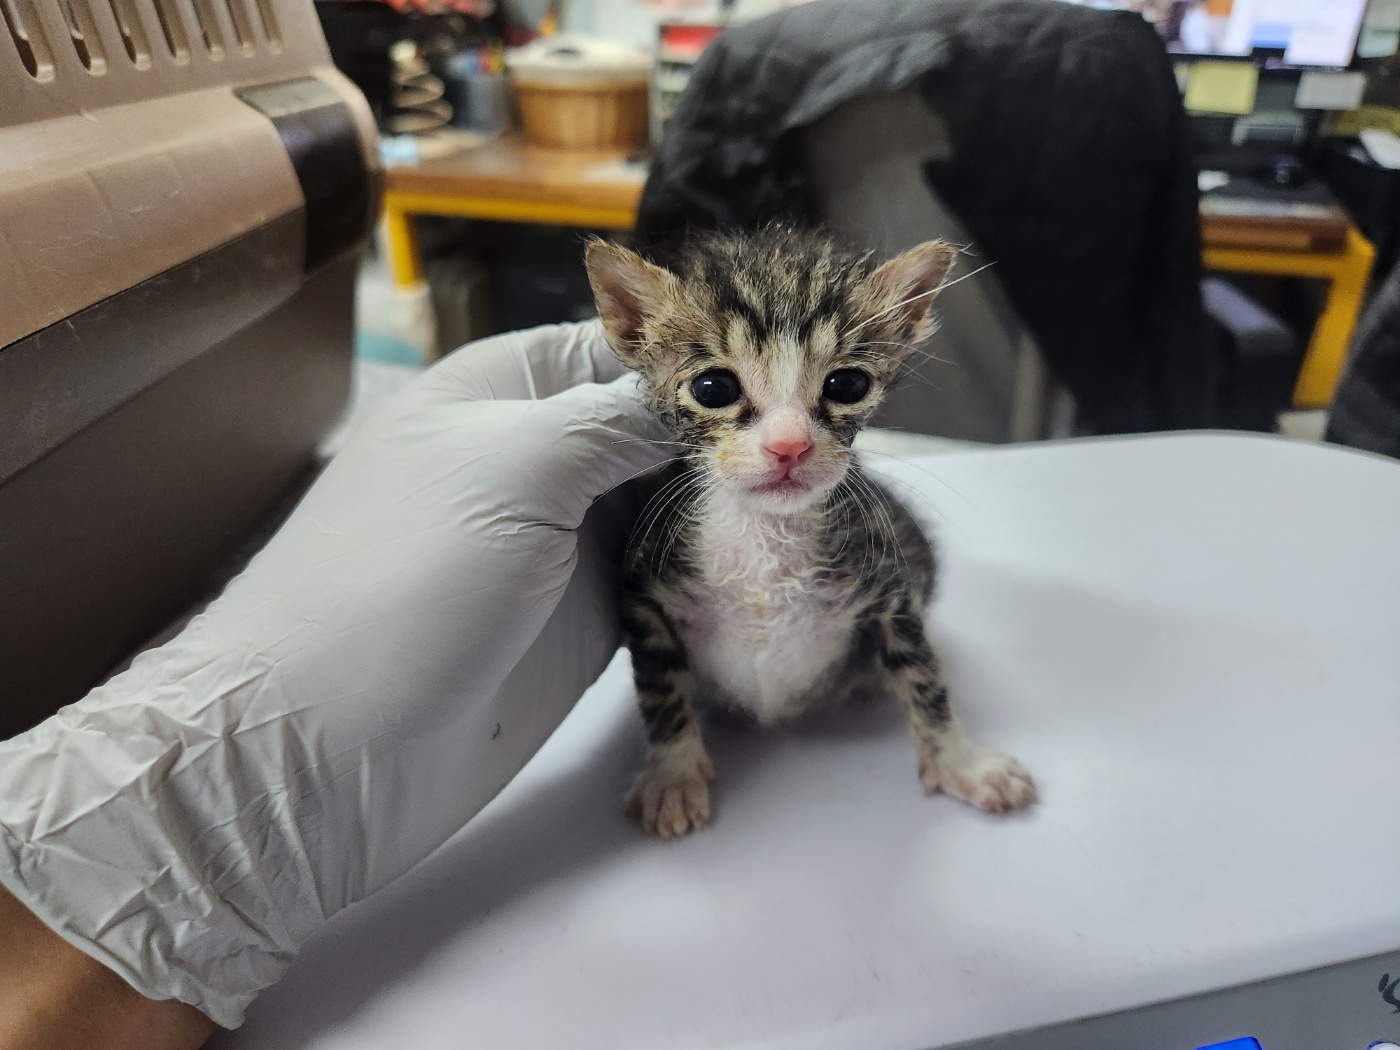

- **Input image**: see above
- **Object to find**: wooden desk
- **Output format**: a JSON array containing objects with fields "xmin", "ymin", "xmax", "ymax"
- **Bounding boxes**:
[
  {"xmin": 383, "ymin": 138, "xmax": 1374, "ymax": 411},
  {"xmin": 382, "ymin": 133, "xmax": 645, "ymax": 287},
  {"xmin": 1202, "ymin": 210, "xmax": 1375, "ymax": 411}
]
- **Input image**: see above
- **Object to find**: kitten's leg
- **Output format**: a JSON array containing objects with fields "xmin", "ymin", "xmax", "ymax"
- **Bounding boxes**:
[
  {"xmin": 622, "ymin": 596, "xmax": 714, "ymax": 839},
  {"xmin": 877, "ymin": 604, "xmax": 1036, "ymax": 814}
]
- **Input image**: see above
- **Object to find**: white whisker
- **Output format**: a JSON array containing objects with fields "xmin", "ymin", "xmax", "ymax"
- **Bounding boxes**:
[{"xmin": 844, "ymin": 262, "xmax": 996, "ymax": 339}]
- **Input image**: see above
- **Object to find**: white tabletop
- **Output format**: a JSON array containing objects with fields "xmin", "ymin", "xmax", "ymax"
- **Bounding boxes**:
[{"xmin": 215, "ymin": 433, "xmax": 1400, "ymax": 1050}]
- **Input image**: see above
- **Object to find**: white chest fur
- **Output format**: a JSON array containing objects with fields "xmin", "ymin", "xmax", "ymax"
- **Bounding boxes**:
[{"xmin": 662, "ymin": 497, "xmax": 856, "ymax": 724}]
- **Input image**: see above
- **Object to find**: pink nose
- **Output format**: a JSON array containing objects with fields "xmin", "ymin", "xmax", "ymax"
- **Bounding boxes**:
[{"xmin": 762, "ymin": 436, "xmax": 813, "ymax": 466}]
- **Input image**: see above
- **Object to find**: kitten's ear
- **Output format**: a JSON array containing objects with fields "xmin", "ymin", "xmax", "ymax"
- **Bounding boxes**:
[
  {"xmin": 864, "ymin": 241, "xmax": 957, "ymax": 344},
  {"xmin": 585, "ymin": 241, "xmax": 677, "ymax": 368}
]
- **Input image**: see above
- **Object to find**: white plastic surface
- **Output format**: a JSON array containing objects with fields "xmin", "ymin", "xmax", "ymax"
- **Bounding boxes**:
[{"xmin": 216, "ymin": 433, "xmax": 1400, "ymax": 1050}]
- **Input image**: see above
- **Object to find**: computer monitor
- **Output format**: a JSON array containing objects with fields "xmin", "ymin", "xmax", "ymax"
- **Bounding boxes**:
[{"xmin": 1158, "ymin": 0, "xmax": 1368, "ymax": 69}]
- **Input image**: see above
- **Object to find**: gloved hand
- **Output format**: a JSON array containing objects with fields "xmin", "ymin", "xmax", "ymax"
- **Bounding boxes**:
[{"xmin": 0, "ymin": 320, "xmax": 668, "ymax": 1029}]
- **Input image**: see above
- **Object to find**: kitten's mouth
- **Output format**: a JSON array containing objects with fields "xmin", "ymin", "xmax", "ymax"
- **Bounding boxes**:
[{"xmin": 749, "ymin": 476, "xmax": 813, "ymax": 496}]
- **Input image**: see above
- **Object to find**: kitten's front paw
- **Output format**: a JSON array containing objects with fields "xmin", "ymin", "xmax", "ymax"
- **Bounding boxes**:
[
  {"xmin": 626, "ymin": 769, "xmax": 711, "ymax": 839},
  {"xmin": 625, "ymin": 736, "xmax": 715, "ymax": 839},
  {"xmin": 919, "ymin": 741, "xmax": 1037, "ymax": 814}
]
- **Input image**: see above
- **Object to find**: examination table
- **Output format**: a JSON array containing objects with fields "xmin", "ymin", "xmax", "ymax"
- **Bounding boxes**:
[{"xmin": 213, "ymin": 433, "xmax": 1400, "ymax": 1050}]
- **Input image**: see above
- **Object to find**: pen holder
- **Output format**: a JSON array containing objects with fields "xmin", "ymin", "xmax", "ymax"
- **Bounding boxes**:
[{"xmin": 464, "ymin": 72, "xmax": 513, "ymax": 133}]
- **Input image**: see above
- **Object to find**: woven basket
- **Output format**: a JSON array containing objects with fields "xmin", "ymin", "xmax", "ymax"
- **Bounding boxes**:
[
  {"xmin": 506, "ymin": 37, "xmax": 650, "ymax": 150},
  {"xmin": 514, "ymin": 78, "xmax": 648, "ymax": 150}
]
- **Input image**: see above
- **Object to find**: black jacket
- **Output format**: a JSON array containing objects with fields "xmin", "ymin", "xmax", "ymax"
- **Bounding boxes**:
[
  {"xmin": 1327, "ymin": 254, "xmax": 1400, "ymax": 458},
  {"xmin": 635, "ymin": 0, "xmax": 1209, "ymax": 433}
]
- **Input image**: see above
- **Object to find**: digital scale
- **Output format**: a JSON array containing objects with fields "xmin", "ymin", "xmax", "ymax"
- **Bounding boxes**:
[{"xmin": 215, "ymin": 435, "xmax": 1400, "ymax": 1050}]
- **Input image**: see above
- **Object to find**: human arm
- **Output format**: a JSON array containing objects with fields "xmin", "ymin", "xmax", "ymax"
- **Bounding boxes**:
[{"xmin": 0, "ymin": 320, "xmax": 666, "ymax": 1036}]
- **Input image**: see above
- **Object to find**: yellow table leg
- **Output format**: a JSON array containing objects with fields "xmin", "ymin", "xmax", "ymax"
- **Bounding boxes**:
[
  {"xmin": 1292, "ymin": 227, "xmax": 1376, "ymax": 409},
  {"xmin": 383, "ymin": 202, "xmax": 424, "ymax": 289}
]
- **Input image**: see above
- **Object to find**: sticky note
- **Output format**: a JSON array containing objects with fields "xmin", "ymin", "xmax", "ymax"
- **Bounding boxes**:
[
  {"xmin": 1296, "ymin": 71, "xmax": 1367, "ymax": 111},
  {"xmin": 1366, "ymin": 0, "xmax": 1400, "ymax": 32},
  {"xmin": 1358, "ymin": 26, "xmax": 1400, "ymax": 58},
  {"xmin": 1184, "ymin": 62, "xmax": 1259, "ymax": 116}
]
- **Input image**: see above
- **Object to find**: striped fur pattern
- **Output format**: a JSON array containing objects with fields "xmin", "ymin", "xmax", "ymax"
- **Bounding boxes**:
[{"xmin": 586, "ymin": 228, "xmax": 1035, "ymax": 839}]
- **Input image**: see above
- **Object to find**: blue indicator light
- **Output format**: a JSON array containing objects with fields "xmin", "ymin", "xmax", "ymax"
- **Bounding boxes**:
[{"xmin": 1194, "ymin": 1040, "xmax": 1262, "ymax": 1050}]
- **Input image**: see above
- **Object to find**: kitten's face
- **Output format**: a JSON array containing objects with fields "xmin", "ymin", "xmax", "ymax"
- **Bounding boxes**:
[{"xmin": 587, "ymin": 231, "xmax": 954, "ymax": 514}]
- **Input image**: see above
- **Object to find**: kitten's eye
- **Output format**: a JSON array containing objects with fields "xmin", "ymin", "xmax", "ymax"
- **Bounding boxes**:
[
  {"xmin": 823, "ymin": 369, "xmax": 871, "ymax": 405},
  {"xmin": 690, "ymin": 369, "xmax": 743, "ymax": 409}
]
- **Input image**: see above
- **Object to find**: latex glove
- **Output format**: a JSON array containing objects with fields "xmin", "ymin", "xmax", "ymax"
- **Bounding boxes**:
[{"xmin": 0, "ymin": 320, "xmax": 668, "ymax": 1029}]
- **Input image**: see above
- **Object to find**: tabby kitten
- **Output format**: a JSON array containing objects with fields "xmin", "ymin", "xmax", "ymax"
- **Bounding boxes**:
[{"xmin": 586, "ymin": 229, "xmax": 1036, "ymax": 840}]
